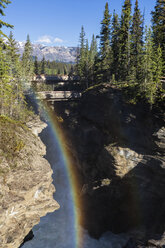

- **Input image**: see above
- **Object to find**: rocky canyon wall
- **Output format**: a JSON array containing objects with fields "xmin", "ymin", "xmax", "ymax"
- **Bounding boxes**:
[
  {"xmin": 57, "ymin": 84, "xmax": 165, "ymax": 247},
  {"xmin": 0, "ymin": 116, "xmax": 59, "ymax": 248}
]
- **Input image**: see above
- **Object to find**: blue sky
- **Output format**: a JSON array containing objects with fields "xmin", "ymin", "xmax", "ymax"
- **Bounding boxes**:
[{"xmin": 2, "ymin": 0, "xmax": 156, "ymax": 47}]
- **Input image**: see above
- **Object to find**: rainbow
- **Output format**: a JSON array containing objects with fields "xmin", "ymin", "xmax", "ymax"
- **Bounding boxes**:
[{"xmin": 30, "ymin": 91, "xmax": 83, "ymax": 248}]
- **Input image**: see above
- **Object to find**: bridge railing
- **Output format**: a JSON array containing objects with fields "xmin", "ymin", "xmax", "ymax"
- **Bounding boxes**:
[{"xmin": 36, "ymin": 91, "xmax": 82, "ymax": 101}]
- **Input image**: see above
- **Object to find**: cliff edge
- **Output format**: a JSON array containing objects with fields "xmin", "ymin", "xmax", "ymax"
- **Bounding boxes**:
[{"xmin": 0, "ymin": 116, "xmax": 59, "ymax": 248}]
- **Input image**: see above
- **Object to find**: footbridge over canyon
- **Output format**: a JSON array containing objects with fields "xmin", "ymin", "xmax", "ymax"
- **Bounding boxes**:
[
  {"xmin": 33, "ymin": 75, "xmax": 79, "ymax": 83},
  {"xmin": 36, "ymin": 90, "xmax": 82, "ymax": 102}
]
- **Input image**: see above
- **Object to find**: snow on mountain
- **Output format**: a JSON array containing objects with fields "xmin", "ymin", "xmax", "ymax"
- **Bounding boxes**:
[{"xmin": 17, "ymin": 42, "xmax": 77, "ymax": 63}]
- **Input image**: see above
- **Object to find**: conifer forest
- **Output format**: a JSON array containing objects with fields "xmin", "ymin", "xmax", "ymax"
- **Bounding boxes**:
[
  {"xmin": 0, "ymin": 1, "xmax": 165, "ymax": 247},
  {"xmin": 0, "ymin": 0, "xmax": 165, "ymax": 120}
]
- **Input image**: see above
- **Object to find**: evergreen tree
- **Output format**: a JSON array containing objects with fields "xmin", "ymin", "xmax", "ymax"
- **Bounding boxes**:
[
  {"xmin": 0, "ymin": 2, "xmax": 31, "ymax": 120},
  {"xmin": 151, "ymin": 0, "xmax": 165, "ymax": 62},
  {"xmin": 130, "ymin": 0, "xmax": 144, "ymax": 83},
  {"xmin": 88, "ymin": 34, "xmax": 97, "ymax": 83},
  {"xmin": 21, "ymin": 34, "xmax": 33, "ymax": 85},
  {"xmin": 111, "ymin": 10, "xmax": 120, "ymax": 81},
  {"xmin": 119, "ymin": 0, "xmax": 132, "ymax": 82},
  {"xmin": 63, "ymin": 65, "xmax": 68, "ymax": 75},
  {"xmin": 99, "ymin": 2, "xmax": 111, "ymax": 82},
  {"xmin": 6, "ymin": 31, "xmax": 20, "ymax": 76},
  {"xmin": 77, "ymin": 26, "xmax": 86, "ymax": 81},
  {"xmin": 41, "ymin": 56, "xmax": 46, "ymax": 74},
  {"xmin": 84, "ymin": 39, "xmax": 89, "ymax": 87},
  {"xmin": 68, "ymin": 65, "xmax": 74, "ymax": 78},
  {"xmin": 57, "ymin": 68, "xmax": 61, "ymax": 75},
  {"xmin": 0, "ymin": 2, "xmax": 17, "ymax": 117},
  {"xmin": 34, "ymin": 56, "xmax": 39, "ymax": 75},
  {"xmin": 142, "ymin": 27, "xmax": 155, "ymax": 104},
  {"xmin": 153, "ymin": 45, "xmax": 164, "ymax": 92},
  {"xmin": 0, "ymin": 0, "xmax": 13, "ymax": 38}
]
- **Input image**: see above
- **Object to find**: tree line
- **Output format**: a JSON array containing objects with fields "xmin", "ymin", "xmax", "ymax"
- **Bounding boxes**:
[
  {"xmin": 76, "ymin": 0, "xmax": 165, "ymax": 105},
  {"xmin": 0, "ymin": 0, "xmax": 75, "ymax": 119},
  {"xmin": 34, "ymin": 56, "xmax": 74, "ymax": 76},
  {"xmin": 0, "ymin": 0, "xmax": 34, "ymax": 120}
]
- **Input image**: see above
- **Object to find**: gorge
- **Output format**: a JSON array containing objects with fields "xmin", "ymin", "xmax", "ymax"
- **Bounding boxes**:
[
  {"xmin": 1, "ymin": 0, "xmax": 165, "ymax": 247},
  {"xmin": 0, "ymin": 83, "xmax": 164, "ymax": 248},
  {"xmin": 22, "ymin": 83, "xmax": 165, "ymax": 247}
]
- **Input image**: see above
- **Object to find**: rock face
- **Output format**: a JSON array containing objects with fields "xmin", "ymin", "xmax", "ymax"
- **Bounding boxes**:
[
  {"xmin": 17, "ymin": 42, "xmax": 77, "ymax": 63},
  {"xmin": 58, "ymin": 84, "xmax": 165, "ymax": 246},
  {"xmin": 0, "ymin": 116, "xmax": 59, "ymax": 248}
]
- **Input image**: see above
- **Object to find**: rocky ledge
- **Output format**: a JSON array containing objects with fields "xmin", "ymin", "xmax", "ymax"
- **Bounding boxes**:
[
  {"xmin": 0, "ymin": 116, "xmax": 59, "ymax": 248},
  {"xmin": 58, "ymin": 84, "xmax": 165, "ymax": 247}
]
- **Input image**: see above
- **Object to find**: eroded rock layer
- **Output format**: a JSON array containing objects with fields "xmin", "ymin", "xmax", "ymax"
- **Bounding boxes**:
[{"xmin": 0, "ymin": 116, "xmax": 59, "ymax": 248}]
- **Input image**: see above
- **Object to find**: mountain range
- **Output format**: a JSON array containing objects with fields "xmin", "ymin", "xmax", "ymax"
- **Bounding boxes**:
[{"xmin": 17, "ymin": 42, "xmax": 77, "ymax": 63}]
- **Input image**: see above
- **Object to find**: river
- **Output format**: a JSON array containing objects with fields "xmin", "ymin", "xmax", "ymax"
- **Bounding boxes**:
[{"xmin": 22, "ymin": 122, "xmax": 129, "ymax": 248}]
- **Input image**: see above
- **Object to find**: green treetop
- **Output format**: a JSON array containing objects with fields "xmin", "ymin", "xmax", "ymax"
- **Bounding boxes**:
[
  {"xmin": 6, "ymin": 31, "xmax": 20, "ymax": 76},
  {"xmin": 88, "ymin": 34, "xmax": 97, "ymax": 83},
  {"xmin": 41, "ymin": 56, "xmax": 46, "ymax": 74},
  {"xmin": 99, "ymin": 2, "xmax": 111, "ymax": 82},
  {"xmin": 0, "ymin": 0, "xmax": 13, "ymax": 37},
  {"xmin": 34, "ymin": 56, "xmax": 39, "ymax": 75},
  {"xmin": 21, "ymin": 34, "xmax": 33, "ymax": 84},
  {"xmin": 119, "ymin": 0, "xmax": 132, "ymax": 82},
  {"xmin": 142, "ymin": 27, "xmax": 155, "ymax": 104},
  {"xmin": 151, "ymin": 0, "xmax": 165, "ymax": 62},
  {"xmin": 111, "ymin": 10, "xmax": 120, "ymax": 81},
  {"xmin": 130, "ymin": 0, "xmax": 144, "ymax": 83},
  {"xmin": 153, "ymin": 45, "xmax": 164, "ymax": 93},
  {"xmin": 77, "ymin": 26, "xmax": 86, "ymax": 81}
]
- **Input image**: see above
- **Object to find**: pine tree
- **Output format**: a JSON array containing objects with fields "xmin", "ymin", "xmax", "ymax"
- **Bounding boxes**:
[
  {"xmin": 151, "ymin": 0, "xmax": 165, "ymax": 62},
  {"xmin": 21, "ymin": 34, "xmax": 33, "ymax": 85},
  {"xmin": 119, "ymin": 0, "xmax": 132, "ymax": 82},
  {"xmin": 130, "ymin": 0, "xmax": 144, "ymax": 84},
  {"xmin": 68, "ymin": 65, "xmax": 74, "ymax": 79},
  {"xmin": 6, "ymin": 31, "xmax": 20, "ymax": 76},
  {"xmin": 153, "ymin": 45, "xmax": 164, "ymax": 92},
  {"xmin": 111, "ymin": 10, "xmax": 120, "ymax": 81},
  {"xmin": 0, "ymin": 0, "xmax": 13, "ymax": 38},
  {"xmin": 84, "ymin": 39, "xmax": 89, "ymax": 87},
  {"xmin": 57, "ymin": 68, "xmax": 61, "ymax": 75},
  {"xmin": 5, "ymin": 32, "xmax": 27, "ymax": 118},
  {"xmin": 34, "ymin": 56, "xmax": 39, "ymax": 75},
  {"xmin": 63, "ymin": 65, "xmax": 68, "ymax": 75},
  {"xmin": 77, "ymin": 26, "xmax": 86, "ymax": 81},
  {"xmin": 41, "ymin": 56, "xmax": 46, "ymax": 74},
  {"xmin": 99, "ymin": 2, "xmax": 111, "ymax": 82},
  {"xmin": 88, "ymin": 34, "xmax": 97, "ymax": 83},
  {"xmin": 0, "ymin": 2, "xmax": 31, "ymax": 119},
  {"xmin": 142, "ymin": 27, "xmax": 155, "ymax": 104},
  {"xmin": 0, "ymin": 3, "xmax": 18, "ymax": 117}
]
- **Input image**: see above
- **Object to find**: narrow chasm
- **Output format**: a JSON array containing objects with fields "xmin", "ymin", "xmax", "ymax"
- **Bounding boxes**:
[
  {"xmin": 21, "ymin": 84, "xmax": 165, "ymax": 248},
  {"xmin": 53, "ymin": 84, "xmax": 165, "ymax": 247}
]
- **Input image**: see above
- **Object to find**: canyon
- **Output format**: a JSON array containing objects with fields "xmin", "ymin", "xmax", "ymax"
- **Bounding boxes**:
[
  {"xmin": 55, "ymin": 83, "xmax": 165, "ymax": 247},
  {"xmin": 0, "ymin": 83, "xmax": 164, "ymax": 247}
]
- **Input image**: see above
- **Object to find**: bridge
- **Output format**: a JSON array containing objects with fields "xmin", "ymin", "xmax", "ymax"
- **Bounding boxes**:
[
  {"xmin": 33, "ymin": 75, "xmax": 79, "ymax": 83},
  {"xmin": 36, "ymin": 91, "xmax": 82, "ymax": 102}
]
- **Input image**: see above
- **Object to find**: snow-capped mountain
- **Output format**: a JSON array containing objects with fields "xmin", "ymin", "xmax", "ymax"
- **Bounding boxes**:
[{"xmin": 17, "ymin": 41, "xmax": 77, "ymax": 63}]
